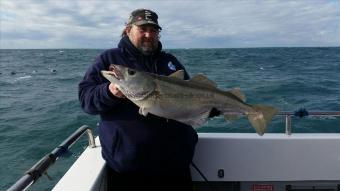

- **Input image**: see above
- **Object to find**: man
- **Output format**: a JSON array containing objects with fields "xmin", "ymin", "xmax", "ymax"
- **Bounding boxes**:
[{"xmin": 79, "ymin": 9, "xmax": 198, "ymax": 190}]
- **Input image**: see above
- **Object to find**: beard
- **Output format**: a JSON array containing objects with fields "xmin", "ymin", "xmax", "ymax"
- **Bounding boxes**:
[{"xmin": 138, "ymin": 40, "xmax": 158, "ymax": 55}]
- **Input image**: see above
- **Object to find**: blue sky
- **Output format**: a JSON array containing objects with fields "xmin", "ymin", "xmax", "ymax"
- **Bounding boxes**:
[{"xmin": 1, "ymin": 0, "xmax": 339, "ymax": 49}]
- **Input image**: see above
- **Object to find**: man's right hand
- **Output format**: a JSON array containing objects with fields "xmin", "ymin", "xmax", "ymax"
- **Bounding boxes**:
[{"xmin": 109, "ymin": 83, "xmax": 125, "ymax": 98}]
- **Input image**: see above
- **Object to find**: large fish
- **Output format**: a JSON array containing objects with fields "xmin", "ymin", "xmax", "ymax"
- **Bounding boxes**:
[{"xmin": 102, "ymin": 64, "xmax": 277, "ymax": 135}]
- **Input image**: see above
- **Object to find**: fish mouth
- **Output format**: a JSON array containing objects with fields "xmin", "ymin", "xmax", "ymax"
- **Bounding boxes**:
[{"xmin": 108, "ymin": 65, "xmax": 124, "ymax": 80}]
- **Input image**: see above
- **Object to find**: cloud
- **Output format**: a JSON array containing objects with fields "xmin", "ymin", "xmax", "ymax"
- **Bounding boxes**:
[{"xmin": 1, "ymin": 0, "xmax": 339, "ymax": 49}]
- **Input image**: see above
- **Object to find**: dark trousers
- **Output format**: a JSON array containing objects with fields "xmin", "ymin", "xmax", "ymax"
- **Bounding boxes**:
[{"xmin": 106, "ymin": 166, "xmax": 194, "ymax": 191}]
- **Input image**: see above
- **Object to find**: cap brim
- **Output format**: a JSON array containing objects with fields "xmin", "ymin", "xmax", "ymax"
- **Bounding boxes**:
[{"xmin": 134, "ymin": 20, "xmax": 162, "ymax": 30}]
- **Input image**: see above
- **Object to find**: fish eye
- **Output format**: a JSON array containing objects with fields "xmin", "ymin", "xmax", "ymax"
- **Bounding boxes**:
[{"xmin": 127, "ymin": 69, "xmax": 136, "ymax": 75}]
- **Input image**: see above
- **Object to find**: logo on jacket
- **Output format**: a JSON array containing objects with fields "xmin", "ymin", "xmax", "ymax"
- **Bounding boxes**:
[{"xmin": 168, "ymin": 61, "xmax": 176, "ymax": 71}]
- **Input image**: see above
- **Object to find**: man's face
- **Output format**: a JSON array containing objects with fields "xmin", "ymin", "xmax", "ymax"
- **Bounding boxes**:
[{"xmin": 126, "ymin": 24, "xmax": 159, "ymax": 55}]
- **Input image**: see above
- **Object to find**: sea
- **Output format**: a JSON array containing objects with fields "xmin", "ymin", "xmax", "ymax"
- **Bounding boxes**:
[{"xmin": 1, "ymin": 47, "xmax": 340, "ymax": 190}]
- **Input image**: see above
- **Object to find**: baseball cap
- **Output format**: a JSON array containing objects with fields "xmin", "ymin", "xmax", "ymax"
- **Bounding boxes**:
[{"xmin": 127, "ymin": 9, "xmax": 162, "ymax": 30}]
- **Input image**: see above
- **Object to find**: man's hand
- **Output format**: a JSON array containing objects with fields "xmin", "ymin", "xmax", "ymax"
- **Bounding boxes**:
[{"xmin": 109, "ymin": 83, "xmax": 125, "ymax": 98}]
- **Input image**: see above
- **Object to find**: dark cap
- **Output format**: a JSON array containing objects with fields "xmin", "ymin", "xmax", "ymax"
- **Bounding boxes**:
[{"xmin": 127, "ymin": 9, "xmax": 162, "ymax": 30}]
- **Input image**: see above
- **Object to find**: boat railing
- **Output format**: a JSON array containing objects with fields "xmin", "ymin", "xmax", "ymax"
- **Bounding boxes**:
[
  {"xmin": 277, "ymin": 109, "xmax": 340, "ymax": 135},
  {"xmin": 7, "ymin": 125, "xmax": 95, "ymax": 191}
]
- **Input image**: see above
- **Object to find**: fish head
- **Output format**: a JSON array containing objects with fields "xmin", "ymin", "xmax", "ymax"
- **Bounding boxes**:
[{"xmin": 101, "ymin": 64, "xmax": 156, "ymax": 100}]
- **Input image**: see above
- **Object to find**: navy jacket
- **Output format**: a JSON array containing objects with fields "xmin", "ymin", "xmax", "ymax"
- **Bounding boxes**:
[{"xmin": 79, "ymin": 36, "xmax": 198, "ymax": 176}]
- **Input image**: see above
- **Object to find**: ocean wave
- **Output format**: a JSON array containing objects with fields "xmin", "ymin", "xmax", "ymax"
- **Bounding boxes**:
[{"xmin": 15, "ymin": 75, "xmax": 32, "ymax": 81}]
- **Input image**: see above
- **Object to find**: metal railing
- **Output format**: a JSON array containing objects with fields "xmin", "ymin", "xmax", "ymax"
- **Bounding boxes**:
[
  {"xmin": 7, "ymin": 125, "xmax": 95, "ymax": 191},
  {"xmin": 277, "ymin": 109, "xmax": 340, "ymax": 135}
]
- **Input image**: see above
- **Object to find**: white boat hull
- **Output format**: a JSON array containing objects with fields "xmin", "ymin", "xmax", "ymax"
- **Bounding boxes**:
[{"xmin": 53, "ymin": 133, "xmax": 340, "ymax": 191}]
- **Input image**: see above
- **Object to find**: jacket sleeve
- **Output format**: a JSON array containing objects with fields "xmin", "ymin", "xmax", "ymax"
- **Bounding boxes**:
[{"xmin": 78, "ymin": 53, "xmax": 123, "ymax": 115}]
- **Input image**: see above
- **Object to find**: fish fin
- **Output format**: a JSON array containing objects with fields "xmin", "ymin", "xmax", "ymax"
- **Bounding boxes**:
[
  {"xmin": 224, "ymin": 114, "xmax": 239, "ymax": 121},
  {"xmin": 247, "ymin": 105, "xmax": 278, "ymax": 136},
  {"xmin": 190, "ymin": 74, "xmax": 217, "ymax": 87},
  {"xmin": 139, "ymin": 107, "xmax": 149, "ymax": 116},
  {"xmin": 182, "ymin": 110, "xmax": 211, "ymax": 129},
  {"xmin": 169, "ymin": 70, "xmax": 185, "ymax": 79},
  {"xmin": 228, "ymin": 88, "xmax": 246, "ymax": 102},
  {"xmin": 101, "ymin": 70, "xmax": 114, "ymax": 82}
]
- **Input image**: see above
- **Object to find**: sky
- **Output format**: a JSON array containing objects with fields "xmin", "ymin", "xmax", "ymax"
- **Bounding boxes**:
[{"xmin": 1, "ymin": 0, "xmax": 340, "ymax": 49}]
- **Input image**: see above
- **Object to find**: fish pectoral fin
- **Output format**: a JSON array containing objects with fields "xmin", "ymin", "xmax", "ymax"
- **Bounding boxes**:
[
  {"xmin": 138, "ymin": 107, "xmax": 149, "ymax": 116},
  {"xmin": 228, "ymin": 88, "xmax": 246, "ymax": 102},
  {"xmin": 169, "ymin": 70, "xmax": 185, "ymax": 79},
  {"xmin": 190, "ymin": 74, "xmax": 217, "ymax": 87}
]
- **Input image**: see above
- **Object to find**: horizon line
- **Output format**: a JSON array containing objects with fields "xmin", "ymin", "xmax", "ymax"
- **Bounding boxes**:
[{"xmin": 1, "ymin": 46, "xmax": 339, "ymax": 50}]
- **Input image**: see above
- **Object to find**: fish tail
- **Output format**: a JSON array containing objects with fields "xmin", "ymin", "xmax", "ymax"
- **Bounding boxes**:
[{"xmin": 247, "ymin": 105, "xmax": 278, "ymax": 136}]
